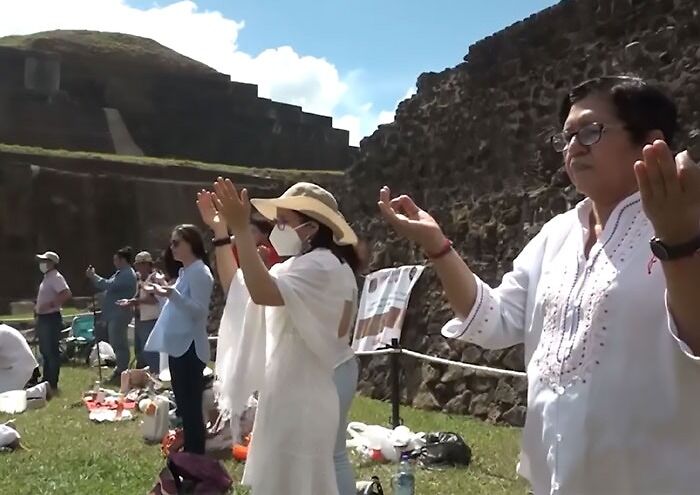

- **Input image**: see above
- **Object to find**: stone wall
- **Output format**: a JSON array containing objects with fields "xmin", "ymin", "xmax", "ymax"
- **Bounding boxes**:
[
  {"xmin": 3, "ymin": 2, "xmax": 700, "ymax": 426},
  {"xmin": 343, "ymin": 0, "xmax": 700, "ymax": 425},
  {"xmin": 0, "ymin": 150, "xmax": 344, "ymax": 315},
  {"xmin": 0, "ymin": 32, "xmax": 355, "ymax": 170}
]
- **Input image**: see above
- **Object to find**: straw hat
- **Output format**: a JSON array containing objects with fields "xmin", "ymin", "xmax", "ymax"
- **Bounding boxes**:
[{"xmin": 250, "ymin": 182, "xmax": 358, "ymax": 246}]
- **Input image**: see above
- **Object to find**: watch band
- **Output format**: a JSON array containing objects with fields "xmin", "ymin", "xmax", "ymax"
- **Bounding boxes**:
[
  {"xmin": 650, "ymin": 234, "xmax": 700, "ymax": 261},
  {"xmin": 212, "ymin": 236, "xmax": 232, "ymax": 247}
]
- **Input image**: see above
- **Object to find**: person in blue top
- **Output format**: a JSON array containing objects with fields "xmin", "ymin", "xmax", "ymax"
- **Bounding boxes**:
[
  {"xmin": 86, "ymin": 246, "xmax": 137, "ymax": 383},
  {"xmin": 145, "ymin": 224, "xmax": 214, "ymax": 454}
]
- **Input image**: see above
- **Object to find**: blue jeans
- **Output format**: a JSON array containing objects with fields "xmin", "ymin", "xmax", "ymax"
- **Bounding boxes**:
[
  {"xmin": 107, "ymin": 313, "xmax": 132, "ymax": 376},
  {"xmin": 36, "ymin": 312, "xmax": 63, "ymax": 389},
  {"xmin": 334, "ymin": 357, "xmax": 359, "ymax": 495},
  {"xmin": 134, "ymin": 319, "xmax": 159, "ymax": 373}
]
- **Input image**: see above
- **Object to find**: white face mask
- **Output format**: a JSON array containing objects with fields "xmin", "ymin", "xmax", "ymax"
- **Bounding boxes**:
[
  {"xmin": 39, "ymin": 262, "xmax": 50, "ymax": 274},
  {"xmin": 269, "ymin": 222, "xmax": 310, "ymax": 256}
]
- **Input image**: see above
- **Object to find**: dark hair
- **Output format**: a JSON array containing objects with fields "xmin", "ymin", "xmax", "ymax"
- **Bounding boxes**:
[
  {"xmin": 173, "ymin": 224, "xmax": 208, "ymax": 261},
  {"xmin": 116, "ymin": 246, "xmax": 134, "ymax": 265},
  {"xmin": 558, "ymin": 75, "xmax": 677, "ymax": 146},
  {"xmin": 298, "ymin": 213, "xmax": 367, "ymax": 275},
  {"xmin": 251, "ymin": 218, "xmax": 273, "ymax": 236},
  {"xmin": 162, "ymin": 246, "xmax": 182, "ymax": 281}
]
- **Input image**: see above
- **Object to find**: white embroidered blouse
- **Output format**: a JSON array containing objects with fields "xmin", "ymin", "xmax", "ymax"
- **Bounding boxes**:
[{"xmin": 442, "ymin": 191, "xmax": 700, "ymax": 495}]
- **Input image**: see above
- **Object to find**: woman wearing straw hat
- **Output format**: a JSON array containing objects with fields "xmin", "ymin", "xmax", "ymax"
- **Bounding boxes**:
[{"xmin": 204, "ymin": 178, "xmax": 361, "ymax": 495}]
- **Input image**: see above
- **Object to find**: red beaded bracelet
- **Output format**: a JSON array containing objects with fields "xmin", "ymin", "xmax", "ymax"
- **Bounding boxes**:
[{"xmin": 426, "ymin": 238, "xmax": 453, "ymax": 260}]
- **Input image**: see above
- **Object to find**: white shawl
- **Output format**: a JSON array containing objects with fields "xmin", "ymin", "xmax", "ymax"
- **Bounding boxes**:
[{"xmin": 215, "ymin": 270, "xmax": 266, "ymax": 442}]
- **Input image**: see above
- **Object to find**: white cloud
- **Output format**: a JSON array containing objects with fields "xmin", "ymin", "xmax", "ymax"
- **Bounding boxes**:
[
  {"xmin": 0, "ymin": 0, "xmax": 399, "ymax": 145},
  {"xmin": 377, "ymin": 86, "xmax": 417, "ymax": 125}
]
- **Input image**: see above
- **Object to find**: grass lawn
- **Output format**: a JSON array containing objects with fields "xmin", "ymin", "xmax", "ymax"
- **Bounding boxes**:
[
  {"xmin": 0, "ymin": 143, "xmax": 344, "ymax": 181},
  {"xmin": 0, "ymin": 307, "xmax": 83, "ymax": 325},
  {"xmin": 0, "ymin": 366, "xmax": 526, "ymax": 494}
]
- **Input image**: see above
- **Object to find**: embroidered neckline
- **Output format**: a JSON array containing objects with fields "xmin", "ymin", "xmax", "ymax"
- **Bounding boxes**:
[{"xmin": 534, "ymin": 194, "xmax": 650, "ymax": 391}]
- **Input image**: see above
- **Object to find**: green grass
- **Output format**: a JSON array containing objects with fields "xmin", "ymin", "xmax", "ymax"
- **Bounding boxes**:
[
  {"xmin": 0, "ymin": 30, "xmax": 216, "ymax": 75},
  {"xmin": 0, "ymin": 143, "xmax": 344, "ymax": 181},
  {"xmin": 0, "ymin": 366, "xmax": 526, "ymax": 494},
  {"xmin": 0, "ymin": 307, "xmax": 82, "ymax": 324}
]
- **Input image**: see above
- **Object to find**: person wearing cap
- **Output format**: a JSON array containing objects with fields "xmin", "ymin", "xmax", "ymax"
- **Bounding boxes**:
[
  {"xmin": 117, "ymin": 251, "xmax": 162, "ymax": 373},
  {"xmin": 206, "ymin": 178, "xmax": 362, "ymax": 495},
  {"xmin": 34, "ymin": 251, "xmax": 72, "ymax": 391}
]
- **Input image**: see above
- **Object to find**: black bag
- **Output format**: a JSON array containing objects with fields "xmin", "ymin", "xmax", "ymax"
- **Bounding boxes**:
[
  {"xmin": 356, "ymin": 476, "xmax": 384, "ymax": 495},
  {"xmin": 415, "ymin": 432, "xmax": 471, "ymax": 468}
]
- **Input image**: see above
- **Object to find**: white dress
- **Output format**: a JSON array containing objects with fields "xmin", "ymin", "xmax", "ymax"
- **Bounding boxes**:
[
  {"xmin": 216, "ymin": 249, "xmax": 356, "ymax": 495},
  {"xmin": 443, "ymin": 192, "xmax": 700, "ymax": 495}
]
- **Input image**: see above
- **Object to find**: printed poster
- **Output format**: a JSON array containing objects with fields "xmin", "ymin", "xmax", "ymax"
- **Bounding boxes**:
[{"xmin": 352, "ymin": 265, "xmax": 424, "ymax": 352}]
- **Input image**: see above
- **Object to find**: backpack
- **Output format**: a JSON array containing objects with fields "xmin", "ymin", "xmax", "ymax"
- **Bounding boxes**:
[{"xmin": 149, "ymin": 452, "xmax": 233, "ymax": 494}]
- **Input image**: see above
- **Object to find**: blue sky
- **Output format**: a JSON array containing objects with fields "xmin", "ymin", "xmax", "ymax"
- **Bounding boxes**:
[
  {"xmin": 4, "ymin": 0, "xmax": 558, "ymax": 143},
  {"xmin": 130, "ymin": 0, "xmax": 557, "ymax": 120}
]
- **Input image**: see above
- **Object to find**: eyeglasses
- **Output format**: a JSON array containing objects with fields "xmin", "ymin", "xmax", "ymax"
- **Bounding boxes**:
[
  {"xmin": 275, "ymin": 220, "xmax": 309, "ymax": 231},
  {"xmin": 550, "ymin": 122, "xmax": 625, "ymax": 152}
]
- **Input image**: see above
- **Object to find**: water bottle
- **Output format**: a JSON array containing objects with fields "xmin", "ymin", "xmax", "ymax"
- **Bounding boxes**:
[
  {"xmin": 94, "ymin": 381, "xmax": 105, "ymax": 403},
  {"xmin": 392, "ymin": 452, "xmax": 415, "ymax": 495}
]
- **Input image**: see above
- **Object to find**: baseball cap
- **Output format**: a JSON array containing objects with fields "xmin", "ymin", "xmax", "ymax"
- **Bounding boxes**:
[
  {"xmin": 36, "ymin": 251, "xmax": 60, "ymax": 264},
  {"xmin": 135, "ymin": 251, "xmax": 153, "ymax": 263}
]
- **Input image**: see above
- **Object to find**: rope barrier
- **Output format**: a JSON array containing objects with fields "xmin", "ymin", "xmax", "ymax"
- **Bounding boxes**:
[
  {"xmin": 399, "ymin": 349, "xmax": 526, "ymax": 378},
  {"xmin": 207, "ymin": 335, "xmax": 526, "ymax": 379}
]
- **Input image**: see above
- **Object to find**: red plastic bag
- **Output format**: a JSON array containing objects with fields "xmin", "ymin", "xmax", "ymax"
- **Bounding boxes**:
[{"xmin": 161, "ymin": 428, "xmax": 184, "ymax": 457}]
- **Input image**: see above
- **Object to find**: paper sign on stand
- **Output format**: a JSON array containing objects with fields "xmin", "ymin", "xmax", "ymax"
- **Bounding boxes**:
[{"xmin": 352, "ymin": 265, "xmax": 424, "ymax": 352}]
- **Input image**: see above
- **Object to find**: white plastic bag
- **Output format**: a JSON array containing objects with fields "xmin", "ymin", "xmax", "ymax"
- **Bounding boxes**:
[
  {"xmin": 0, "ymin": 423, "xmax": 21, "ymax": 448},
  {"xmin": 90, "ymin": 341, "xmax": 116, "ymax": 367},
  {"xmin": 346, "ymin": 422, "xmax": 425, "ymax": 463}
]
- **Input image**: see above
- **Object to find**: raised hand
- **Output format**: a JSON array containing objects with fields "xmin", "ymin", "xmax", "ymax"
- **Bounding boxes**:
[
  {"xmin": 212, "ymin": 177, "xmax": 251, "ymax": 234},
  {"xmin": 378, "ymin": 185, "xmax": 447, "ymax": 253},
  {"xmin": 143, "ymin": 283, "xmax": 173, "ymax": 297},
  {"xmin": 154, "ymin": 285, "xmax": 174, "ymax": 297},
  {"xmin": 196, "ymin": 190, "xmax": 228, "ymax": 237},
  {"xmin": 634, "ymin": 140, "xmax": 700, "ymax": 244}
]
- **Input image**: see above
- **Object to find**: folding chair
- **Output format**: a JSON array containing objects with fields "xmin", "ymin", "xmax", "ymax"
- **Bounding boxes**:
[{"xmin": 63, "ymin": 314, "xmax": 95, "ymax": 365}]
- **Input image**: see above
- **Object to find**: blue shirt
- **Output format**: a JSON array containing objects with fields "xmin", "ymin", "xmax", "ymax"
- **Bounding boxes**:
[
  {"xmin": 145, "ymin": 260, "xmax": 214, "ymax": 362},
  {"xmin": 91, "ymin": 267, "xmax": 137, "ymax": 322}
]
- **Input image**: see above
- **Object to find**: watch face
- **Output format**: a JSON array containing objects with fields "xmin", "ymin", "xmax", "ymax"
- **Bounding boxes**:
[{"xmin": 650, "ymin": 240, "xmax": 669, "ymax": 260}]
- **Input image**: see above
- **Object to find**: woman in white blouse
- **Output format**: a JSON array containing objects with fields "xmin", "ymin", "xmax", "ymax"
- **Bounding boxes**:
[
  {"xmin": 144, "ymin": 224, "xmax": 214, "ymax": 454},
  {"xmin": 201, "ymin": 179, "xmax": 361, "ymax": 495},
  {"xmin": 379, "ymin": 76, "xmax": 700, "ymax": 495}
]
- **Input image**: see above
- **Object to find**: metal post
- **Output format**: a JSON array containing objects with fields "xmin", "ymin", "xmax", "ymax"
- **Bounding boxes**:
[
  {"xmin": 92, "ymin": 292, "xmax": 102, "ymax": 383},
  {"xmin": 390, "ymin": 337, "xmax": 401, "ymax": 428}
]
